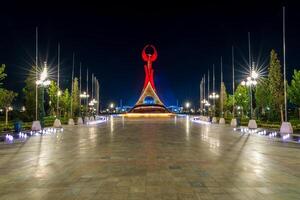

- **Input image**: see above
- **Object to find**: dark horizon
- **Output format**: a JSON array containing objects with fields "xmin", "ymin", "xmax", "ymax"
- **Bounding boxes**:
[{"xmin": 1, "ymin": 2, "xmax": 300, "ymax": 109}]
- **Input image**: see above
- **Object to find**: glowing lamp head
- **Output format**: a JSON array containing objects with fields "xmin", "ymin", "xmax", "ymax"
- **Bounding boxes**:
[
  {"xmin": 185, "ymin": 102, "xmax": 190, "ymax": 108},
  {"xmin": 251, "ymin": 70, "xmax": 258, "ymax": 79},
  {"xmin": 40, "ymin": 62, "xmax": 48, "ymax": 81},
  {"xmin": 57, "ymin": 90, "xmax": 62, "ymax": 96},
  {"xmin": 110, "ymin": 103, "xmax": 114, "ymax": 108}
]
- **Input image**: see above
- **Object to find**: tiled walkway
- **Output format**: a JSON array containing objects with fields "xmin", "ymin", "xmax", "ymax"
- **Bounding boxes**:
[{"xmin": 0, "ymin": 116, "xmax": 300, "ymax": 200}]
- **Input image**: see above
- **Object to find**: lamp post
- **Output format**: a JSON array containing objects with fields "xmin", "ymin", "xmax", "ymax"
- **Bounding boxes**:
[
  {"xmin": 209, "ymin": 64, "xmax": 219, "ymax": 116},
  {"xmin": 110, "ymin": 103, "xmax": 115, "ymax": 113},
  {"xmin": 36, "ymin": 61, "xmax": 50, "ymax": 128},
  {"xmin": 241, "ymin": 66, "xmax": 258, "ymax": 119},
  {"xmin": 185, "ymin": 102, "xmax": 190, "ymax": 113}
]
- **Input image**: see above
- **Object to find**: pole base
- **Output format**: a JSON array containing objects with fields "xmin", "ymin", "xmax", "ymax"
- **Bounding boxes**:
[
  {"xmin": 84, "ymin": 116, "xmax": 90, "ymax": 124},
  {"xmin": 280, "ymin": 122, "xmax": 293, "ymax": 134},
  {"xmin": 77, "ymin": 117, "xmax": 83, "ymax": 125},
  {"xmin": 32, "ymin": 120, "xmax": 42, "ymax": 131},
  {"xmin": 219, "ymin": 118, "xmax": 225, "ymax": 124},
  {"xmin": 212, "ymin": 117, "xmax": 217, "ymax": 123},
  {"xmin": 248, "ymin": 119, "xmax": 257, "ymax": 129},
  {"xmin": 230, "ymin": 118, "xmax": 237, "ymax": 127},
  {"xmin": 68, "ymin": 118, "xmax": 75, "ymax": 125},
  {"xmin": 89, "ymin": 116, "xmax": 95, "ymax": 121},
  {"xmin": 53, "ymin": 119, "xmax": 62, "ymax": 128}
]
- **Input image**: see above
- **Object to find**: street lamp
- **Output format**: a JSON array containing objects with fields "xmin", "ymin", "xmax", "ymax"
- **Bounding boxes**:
[
  {"xmin": 209, "ymin": 92, "xmax": 219, "ymax": 116},
  {"xmin": 80, "ymin": 91, "xmax": 90, "ymax": 116},
  {"xmin": 241, "ymin": 68, "xmax": 258, "ymax": 119},
  {"xmin": 36, "ymin": 61, "xmax": 50, "ymax": 128},
  {"xmin": 185, "ymin": 102, "xmax": 191, "ymax": 113}
]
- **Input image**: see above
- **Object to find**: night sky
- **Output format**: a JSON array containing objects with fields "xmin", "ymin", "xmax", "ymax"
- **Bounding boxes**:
[{"xmin": 1, "ymin": 1, "xmax": 300, "ymax": 109}]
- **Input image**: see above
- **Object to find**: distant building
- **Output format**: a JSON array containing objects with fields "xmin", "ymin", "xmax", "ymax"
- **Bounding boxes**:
[{"xmin": 167, "ymin": 106, "xmax": 183, "ymax": 113}]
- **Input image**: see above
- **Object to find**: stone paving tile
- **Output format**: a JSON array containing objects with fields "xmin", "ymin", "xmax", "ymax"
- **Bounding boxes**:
[{"xmin": 0, "ymin": 117, "xmax": 300, "ymax": 200}]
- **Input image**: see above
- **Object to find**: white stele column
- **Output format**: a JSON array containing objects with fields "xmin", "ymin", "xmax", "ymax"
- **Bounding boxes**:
[
  {"xmin": 212, "ymin": 117, "xmax": 217, "ymax": 123},
  {"xmin": 280, "ymin": 122, "xmax": 293, "ymax": 134},
  {"xmin": 68, "ymin": 118, "xmax": 75, "ymax": 125},
  {"xmin": 84, "ymin": 116, "xmax": 89, "ymax": 124},
  {"xmin": 230, "ymin": 118, "xmax": 237, "ymax": 127},
  {"xmin": 219, "ymin": 118, "xmax": 225, "ymax": 124},
  {"xmin": 248, "ymin": 119, "xmax": 257, "ymax": 129},
  {"xmin": 77, "ymin": 117, "xmax": 83, "ymax": 125},
  {"xmin": 53, "ymin": 118, "xmax": 62, "ymax": 128},
  {"xmin": 31, "ymin": 120, "xmax": 42, "ymax": 131}
]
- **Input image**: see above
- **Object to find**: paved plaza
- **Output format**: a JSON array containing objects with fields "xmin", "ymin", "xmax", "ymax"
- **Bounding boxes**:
[{"xmin": 0, "ymin": 116, "xmax": 300, "ymax": 200}]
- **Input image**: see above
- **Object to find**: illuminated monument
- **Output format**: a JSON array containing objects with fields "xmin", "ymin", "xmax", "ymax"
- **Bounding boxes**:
[{"xmin": 127, "ymin": 45, "xmax": 172, "ymax": 116}]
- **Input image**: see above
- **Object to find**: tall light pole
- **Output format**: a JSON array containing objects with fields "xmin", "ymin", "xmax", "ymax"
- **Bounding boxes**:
[
  {"xmin": 248, "ymin": 32, "xmax": 253, "ymax": 118},
  {"xmin": 70, "ymin": 53, "xmax": 75, "ymax": 118},
  {"xmin": 57, "ymin": 43, "xmax": 61, "ymax": 117},
  {"xmin": 232, "ymin": 46, "xmax": 235, "ymax": 117},
  {"xmin": 280, "ymin": 6, "xmax": 293, "ymax": 134},
  {"xmin": 35, "ymin": 27, "xmax": 38, "ymax": 121},
  {"xmin": 220, "ymin": 56, "xmax": 224, "ymax": 117},
  {"xmin": 79, "ymin": 62, "xmax": 82, "ymax": 115},
  {"xmin": 87, "ymin": 68, "xmax": 89, "ymax": 109},
  {"xmin": 283, "ymin": 7, "xmax": 287, "ymax": 122}
]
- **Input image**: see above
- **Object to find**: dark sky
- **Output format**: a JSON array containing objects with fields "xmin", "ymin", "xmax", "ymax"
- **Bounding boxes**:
[{"xmin": 1, "ymin": 1, "xmax": 300, "ymax": 109}]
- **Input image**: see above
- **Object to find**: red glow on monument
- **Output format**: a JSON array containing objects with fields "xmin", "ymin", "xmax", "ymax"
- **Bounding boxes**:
[{"xmin": 142, "ymin": 44, "xmax": 157, "ymax": 91}]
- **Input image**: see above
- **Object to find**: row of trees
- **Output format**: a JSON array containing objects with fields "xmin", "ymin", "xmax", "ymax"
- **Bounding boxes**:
[
  {"xmin": 0, "ymin": 63, "xmax": 87, "ymax": 124},
  {"xmin": 22, "ymin": 74, "xmax": 83, "ymax": 121},
  {"xmin": 211, "ymin": 50, "xmax": 300, "ymax": 122},
  {"xmin": 0, "ymin": 65, "xmax": 18, "ymax": 125}
]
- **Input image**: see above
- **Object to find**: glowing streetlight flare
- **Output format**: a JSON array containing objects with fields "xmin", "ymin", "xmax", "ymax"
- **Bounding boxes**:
[{"xmin": 185, "ymin": 102, "xmax": 190, "ymax": 108}]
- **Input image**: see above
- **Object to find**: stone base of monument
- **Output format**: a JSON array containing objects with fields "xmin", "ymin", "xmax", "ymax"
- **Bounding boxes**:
[
  {"xmin": 53, "ymin": 119, "xmax": 62, "ymax": 128},
  {"xmin": 68, "ymin": 118, "xmax": 75, "ymax": 125},
  {"xmin": 32, "ymin": 120, "xmax": 42, "ymax": 131},
  {"xmin": 77, "ymin": 117, "xmax": 83, "ymax": 125},
  {"xmin": 230, "ymin": 118, "xmax": 237, "ymax": 127},
  {"xmin": 219, "ymin": 118, "xmax": 225, "ymax": 124},
  {"xmin": 280, "ymin": 122, "xmax": 293, "ymax": 134},
  {"xmin": 248, "ymin": 119, "xmax": 257, "ymax": 129},
  {"xmin": 84, "ymin": 116, "xmax": 89, "ymax": 124},
  {"xmin": 212, "ymin": 117, "xmax": 217, "ymax": 123}
]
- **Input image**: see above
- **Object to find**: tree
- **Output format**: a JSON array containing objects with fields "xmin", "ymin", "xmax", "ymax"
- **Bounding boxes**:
[
  {"xmin": 48, "ymin": 81, "xmax": 59, "ymax": 116},
  {"xmin": 23, "ymin": 76, "xmax": 36, "ymax": 121},
  {"xmin": 234, "ymin": 84, "xmax": 249, "ymax": 117},
  {"xmin": 255, "ymin": 78, "xmax": 271, "ymax": 118},
  {"xmin": 61, "ymin": 89, "xmax": 71, "ymax": 117},
  {"xmin": 288, "ymin": 70, "xmax": 300, "ymax": 119},
  {"xmin": 0, "ymin": 89, "xmax": 18, "ymax": 126},
  {"xmin": 71, "ymin": 77, "xmax": 80, "ymax": 117},
  {"xmin": 219, "ymin": 82, "xmax": 228, "ymax": 117},
  {"xmin": 226, "ymin": 94, "xmax": 234, "ymax": 115},
  {"xmin": 0, "ymin": 64, "xmax": 7, "ymax": 86},
  {"xmin": 268, "ymin": 50, "xmax": 284, "ymax": 122}
]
